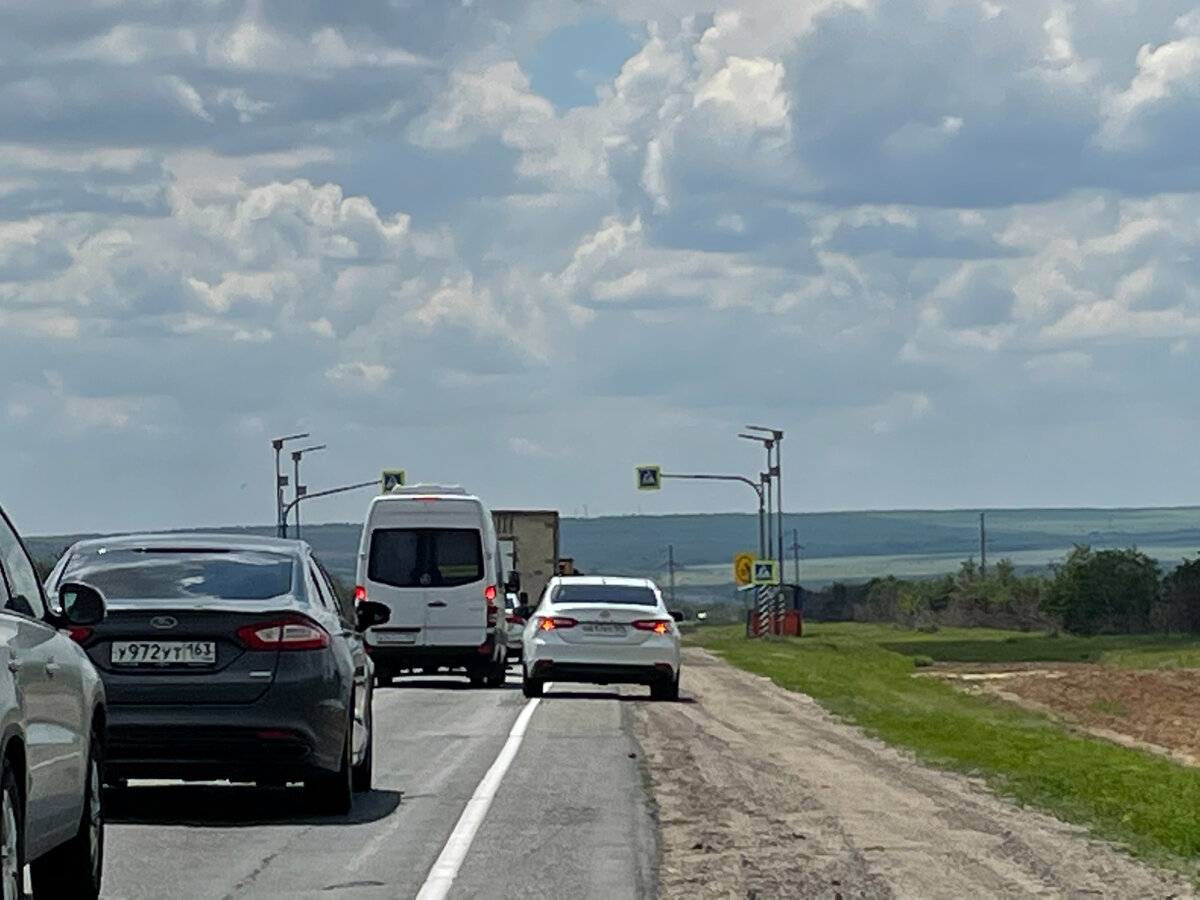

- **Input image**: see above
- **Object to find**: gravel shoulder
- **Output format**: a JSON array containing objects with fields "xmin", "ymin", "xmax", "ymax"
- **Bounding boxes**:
[{"xmin": 632, "ymin": 648, "xmax": 1196, "ymax": 900}]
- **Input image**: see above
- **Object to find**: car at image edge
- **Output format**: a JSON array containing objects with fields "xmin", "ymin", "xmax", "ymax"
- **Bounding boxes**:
[
  {"xmin": 0, "ymin": 503, "xmax": 109, "ymax": 900},
  {"xmin": 44, "ymin": 533, "xmax": 390, "ymax": 815},
  {"xmin": 519, "ymin": 575, "xmax": 684, "ymax": 700}
]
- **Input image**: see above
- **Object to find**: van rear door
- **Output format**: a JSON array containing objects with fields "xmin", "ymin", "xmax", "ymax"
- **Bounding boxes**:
[{"xmin": 366, "ymin": 517, "xmax": 488, "ymax": 647}]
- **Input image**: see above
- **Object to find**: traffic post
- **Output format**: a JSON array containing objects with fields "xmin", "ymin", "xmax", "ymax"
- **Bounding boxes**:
[
  {"xmin": 381, "ymin": 470, "xmax": 406, "ymax": 493},
  {"xmin": 636, "ymin": 466, "xmax": 662, "ymax": 490}
]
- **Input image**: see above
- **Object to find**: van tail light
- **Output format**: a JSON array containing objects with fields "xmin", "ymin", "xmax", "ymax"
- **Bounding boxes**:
[
  {"xmin": 68, "ymin": 627, "xmax": 92, "ymax": 645},
  {"xmin": 354, "ymin": 585, "xmax": 366, "ymax": 603},
  {"xmin": 536, "ymin": 616, "xmax": 578, "ymax": 631},
  {"xmin": 631, "ymin": 619, "xmax": 672, "ymax": 635},
  {"xmin": 485, "ymin": 585, "xmax": 498, "ymax": 627},
  {"xmin": 237, "ymin": 616, "xmax": 331, "ymax": 651}
]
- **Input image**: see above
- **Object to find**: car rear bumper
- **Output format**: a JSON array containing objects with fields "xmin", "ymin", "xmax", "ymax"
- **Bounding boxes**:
[
  {"xmin": 103, "ymin": 669, "xmax": 347, "ymax": 781},
  {"xmin": 527, "ymin": 659, "xmax": 676, "ymax": 685},
  {"xmin": 524, "ymin": 637, "xmax": 680, "ymax": 683}
]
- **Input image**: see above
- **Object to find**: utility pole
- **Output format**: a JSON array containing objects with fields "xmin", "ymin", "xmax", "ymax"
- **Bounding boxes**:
[
  {"xmin": 668, "ymin": 544, "xmax": 676, "ymax": 605},
  {"xmin": 790, "ymin": 529, "xmax": 804, "ymax": 585},
  {"xmin": 980, "ymin": 511, "xmax": 987, "ymax": 577},
  {"xmin": 291, "ymin": 444, "xmax": 326, "ymax": 540}
]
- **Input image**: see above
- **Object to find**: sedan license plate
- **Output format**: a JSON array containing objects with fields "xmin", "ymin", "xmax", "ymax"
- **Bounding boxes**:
[
  {"xmin": 582, "ymin": 623, "xmax": 627, "ymax": 636},
  {"xmin": 111, "ymin": 641, "xmax": 216, "ymax": 666}
]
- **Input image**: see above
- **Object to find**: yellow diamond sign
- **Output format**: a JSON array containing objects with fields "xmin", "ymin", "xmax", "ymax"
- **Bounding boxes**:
[{"xmin": 734, "ymin": 552, "xmax": 755, "ymax": 586}]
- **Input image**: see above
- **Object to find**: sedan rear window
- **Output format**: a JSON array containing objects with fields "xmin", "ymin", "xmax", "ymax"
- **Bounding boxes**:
[
  {"xmin": 368, "ymin": 528, "xmax": 484, "ymax": 588},
  {"xmin": 551, "ymin": 584, "xmax": 659, "ymax": 605},
  {"xmin": 60, "ymin": 548, "xmax": 296, "ymax": 601}
]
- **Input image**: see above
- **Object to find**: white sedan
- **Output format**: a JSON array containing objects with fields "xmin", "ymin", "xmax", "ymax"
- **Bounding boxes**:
[{"xmin": 520, "ymin": 575, "xmax": 682, "ymax": 700}]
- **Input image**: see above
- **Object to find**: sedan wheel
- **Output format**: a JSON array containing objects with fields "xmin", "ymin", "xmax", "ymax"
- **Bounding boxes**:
[
  {"xmin": 0, "ymin": 763, "xmax": 22, "ymax": 900},
  {"xmin": 351, "ymin": 700, "xmax": 374, "ymax": 793},
  {"xmin": 305, "ymin": 725, "xmax": 354, "ymax": 815}
]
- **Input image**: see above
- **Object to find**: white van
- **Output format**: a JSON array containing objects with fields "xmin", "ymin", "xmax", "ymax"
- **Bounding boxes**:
[{"xmin": 355, "ymin": 484, "xmax": 512, "ymax": 688}]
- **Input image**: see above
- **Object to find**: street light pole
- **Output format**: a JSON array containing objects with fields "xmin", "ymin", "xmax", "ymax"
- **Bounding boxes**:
[
  {"xmin": 291, "ymin": 445, "xmax": 327, "ymax": 540},
  {"xmin": 658, "ymin": 472, "xmax": 765, "ymax": 557},
  {"xmin": 271, "ymin": 433, "xmax": 310, "ymax": 538},
  {"xmin": 748, "ymin": 425, "xmax": 785, "ymax": 575},
  {"xmin": 280, "ymin": 479, "xmax": 379, "ymax": 534}
]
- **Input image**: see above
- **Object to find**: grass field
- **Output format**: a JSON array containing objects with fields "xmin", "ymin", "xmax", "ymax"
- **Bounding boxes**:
[{"xmin": 689, "ymin": 623, "xmax": 1200, "ymax": 879}]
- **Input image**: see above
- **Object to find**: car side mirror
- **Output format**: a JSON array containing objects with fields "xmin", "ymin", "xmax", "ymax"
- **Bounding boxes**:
[
  {"xmin": 59, "ymin": 582, "xmax": 107, "ymax": 627},
  {"xmin": 669, "ymin": 610, "xmax": 685, "ymax": 623},
  {"xmin": 356, "ymin": 600, "xmax": 391, "ymax": 631}
]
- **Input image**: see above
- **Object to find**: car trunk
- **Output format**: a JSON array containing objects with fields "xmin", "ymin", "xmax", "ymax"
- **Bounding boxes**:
[
  {"xmin": 83, "ymin": 600, "xmax": 285, "ymax": 705},
  {"xmin": 546, "ymin": 603, "xmax": 665, "ymax": 645}
]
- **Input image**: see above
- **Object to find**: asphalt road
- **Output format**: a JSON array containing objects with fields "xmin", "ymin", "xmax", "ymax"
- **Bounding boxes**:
[{"xmin": 98, "ymin": 671, "xmax": 657, "ymax": 900}]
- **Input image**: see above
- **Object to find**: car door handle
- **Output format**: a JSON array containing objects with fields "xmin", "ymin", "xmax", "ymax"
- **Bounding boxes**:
[{"xmin": 427, "ymin": 601, "xmax": 447, "ymax": 608}]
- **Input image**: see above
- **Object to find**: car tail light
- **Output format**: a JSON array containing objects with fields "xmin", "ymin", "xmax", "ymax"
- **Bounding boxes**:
[
  {"xmin": 506, "ymin": 615, "xmax": 524, "ymax": 625},
  {"xmin": 484, "ymin": 585, "xmax": 497, "ymax": 602},
  {"xmin": 354, "ymin": 585, "xmax": 366, "ymax": 602},
  {"xmin": 536, "ymin": 616, "xmax": 577, "ymax": 631},
  {"xmin": 68, "ymin": 627, "xmax": 92, "ymax": 644},
  {"xmin": 237, "ymin": 616, "xmax": 330, "ymax": 651},
  {"xmin": 485, "ymin": 586, "xmax": 499, "ymax": 627},
  {"xmin": 632, "ymin": 619, "xmax": 672, "ymax": 634}
]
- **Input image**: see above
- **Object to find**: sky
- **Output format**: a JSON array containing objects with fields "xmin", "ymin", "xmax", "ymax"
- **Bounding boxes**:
[{"xmin": 3, "ymin": 0, "xmax": 1200, "ymax": 536}]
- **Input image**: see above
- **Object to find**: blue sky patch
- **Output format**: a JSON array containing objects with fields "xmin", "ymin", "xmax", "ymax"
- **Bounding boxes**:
[{"xmin": 525, "ymin": 18, "xmax": 641, "ymax": 110}]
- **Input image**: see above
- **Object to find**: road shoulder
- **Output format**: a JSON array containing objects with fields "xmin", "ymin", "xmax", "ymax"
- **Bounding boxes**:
[{"xmin": 634, "ymin": 647, "xmax": 1196, "ymax": 900}]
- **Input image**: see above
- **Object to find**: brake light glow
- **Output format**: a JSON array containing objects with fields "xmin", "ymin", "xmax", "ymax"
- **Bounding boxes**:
[
  {"xmin": 632, "ymin": 619, "xmax": 672, "ymax": 634},
  {"xmin": 536, "ymin": 616, "xmax": 578, "ymax": 631},
  {"xmin": 484, "ymin": 585, "xmax": 497, "ymax": 602},
  {"xmin": 237, "ymin": 616, "xmax": 331, "ymax": 651},
  {"xmin": 68, "ymin": 627, "xmax": 92, "ymax": 644},
  {"xmin": 354, "ymin": 585, "xmax": 366, "ymax": 602}
]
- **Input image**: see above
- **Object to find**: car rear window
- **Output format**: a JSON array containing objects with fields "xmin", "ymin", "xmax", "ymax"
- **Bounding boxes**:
[
  {"xmin": 60, "ymin": 548, "xmax": 296, "ymax": 601},
  {"xmin": 368, "ymin": 528, "xmax": 484, "ymax": 588},
  {"xmin": 551, "ymin": 584, "xmax": 659, "ymax": 605}
]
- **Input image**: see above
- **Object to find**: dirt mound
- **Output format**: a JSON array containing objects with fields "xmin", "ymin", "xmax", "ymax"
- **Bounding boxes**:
[{"xmin": 925, "ymin": 663, "xmax": 1200, "ymax": 766}]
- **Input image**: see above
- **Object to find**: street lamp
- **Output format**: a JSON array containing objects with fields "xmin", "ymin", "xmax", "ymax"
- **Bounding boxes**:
[
  {"xmin": 743, "ymin": 425, "xmax": 785, "ymax": 570},
  {"xmin": 739, "ymin": 432, "xmax": 776, "ymax": 564},
  {"xmin": 272, "ymin": 433, "xmax": 310, "ymax": 537},
  {"xmin": 290, "ymin": 444, "xmax": 327, "ymax": 539}
]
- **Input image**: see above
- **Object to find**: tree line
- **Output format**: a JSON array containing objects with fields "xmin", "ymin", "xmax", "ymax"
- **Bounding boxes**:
[{"xmin": 800, "ymin": 546, "xmax": 1200, "ymax": 635}]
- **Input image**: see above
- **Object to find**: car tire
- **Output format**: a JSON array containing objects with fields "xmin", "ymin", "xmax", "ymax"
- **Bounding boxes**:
[
  {"xmin": 351, "ymin": 700, "xmax": 373, "ymax": 794},
  {"xmin": 522, "ymin": 675, "xmax": 544, "ymax": 698},
  {"xmin": 305, "ymin": 725, "xmax": 353, "ymax": 815},
  {"xmin": 30, "ymin": 729, "xmax": 104, "ymax": 900},
  {"xmin": 0, "ymin": 758, "xmax": 24, "ymax": 900},
  {"xmin": 651, "ymin": 674, "xmax": 680, "ymax": 702},
  {"xmin": 484, "ymin": 651, "xmax": 507, "ymax": 688}
]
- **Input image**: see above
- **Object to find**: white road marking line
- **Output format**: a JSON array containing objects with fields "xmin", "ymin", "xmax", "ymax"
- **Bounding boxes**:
[{"xmin": 414, "ymin": 696, "xmax": 542, "ymax": 900}]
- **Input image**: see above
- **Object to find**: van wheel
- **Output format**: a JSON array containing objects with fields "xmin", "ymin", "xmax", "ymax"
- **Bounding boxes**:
[
  {"xmin": 468, "ymin": 670, "xmax": 486, "ymax": 688},
  {"xmin": 484, "ymin": 652, "xmax": 507, "ymax": 688},
  {"xmin": 31, "ymin": 728, "xmax": 104, "ymax": 899}
]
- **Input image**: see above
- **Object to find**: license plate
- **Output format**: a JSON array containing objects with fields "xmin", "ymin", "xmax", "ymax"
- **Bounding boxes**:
[
  {"xmin": 582, "ymin": 623, "xmax": 626, "ymax": 636},
  {"xmin": 111, "ymin": 641, "xmax": 216, "ymax": 666},
  {"xmin": 374, "ymin": 631, "xmax": 417, "ymax": 644}
]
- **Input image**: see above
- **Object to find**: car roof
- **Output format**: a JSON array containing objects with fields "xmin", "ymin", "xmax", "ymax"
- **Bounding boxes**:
[
  {"xmin": 64, "ymin": 532, "xmax": 307, "ymax": 556},
  {"xmin": 551, "ymin": 575, "xmax": 658, "ymax": 589}
]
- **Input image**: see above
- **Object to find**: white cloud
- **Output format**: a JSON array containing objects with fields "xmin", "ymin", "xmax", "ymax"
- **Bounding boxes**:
[{"xmin": 6, "ymin": 0, "xmax": 1200, "ymax": 532}]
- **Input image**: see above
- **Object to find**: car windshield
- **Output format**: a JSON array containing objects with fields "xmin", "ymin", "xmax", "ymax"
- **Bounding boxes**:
[
  {"xmin": 368, "ymin": 528, "xmax": 484, "ymax": 588},
  {"xmin": 552, "ymin": 584, "xmax": 658, "ymax": 606},
  {"xmin": 60, "ymin": 547, "xmax": 296, "ymax": 601}
]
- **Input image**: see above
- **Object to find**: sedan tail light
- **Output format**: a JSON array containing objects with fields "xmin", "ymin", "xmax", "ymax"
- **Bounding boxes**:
[
  {"xmin": 535, "ymin": 616, "xmax": 578, "ymax": 631},
  {"xmin": 237, "ymin": 616, "xmax": 331, "ymax": 651},
  {"xmin": 631, "ymin": 619, "xmax": 673, "ymax": 635},
  {"xmin": 68, "ymin": 627, "xmax": 93, "ymax": 645}
]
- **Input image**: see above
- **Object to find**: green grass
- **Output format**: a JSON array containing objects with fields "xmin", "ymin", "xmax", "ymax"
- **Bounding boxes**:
[{"xmin": 689, "ymin": 622, "xmax": 1200, "ymax": 878}]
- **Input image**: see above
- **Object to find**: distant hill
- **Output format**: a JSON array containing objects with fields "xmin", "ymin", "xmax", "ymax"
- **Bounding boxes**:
[{"xmin": 26, "ymin": 506, "xmax": 1200, "ymax": 586}]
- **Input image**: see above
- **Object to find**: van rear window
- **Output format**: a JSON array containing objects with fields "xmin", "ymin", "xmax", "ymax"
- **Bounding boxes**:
[{"xmin": 368, "ymin": 528, "xmax": 484, "ymax": 588}]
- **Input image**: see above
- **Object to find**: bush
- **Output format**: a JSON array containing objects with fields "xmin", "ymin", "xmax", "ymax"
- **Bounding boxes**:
[{"xmin": 1042, "ymin": 546, "xmax": 1160, "ymax": 635}]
